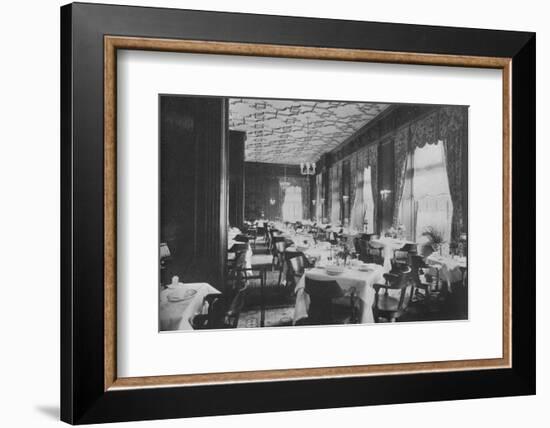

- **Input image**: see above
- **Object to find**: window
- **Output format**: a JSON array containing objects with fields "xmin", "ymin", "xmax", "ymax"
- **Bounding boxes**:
[
  {"xmin": 398, "ymin": 142, "xmax": 453, "ymax": 242},
  {"xmin": 282, "ymin": 186, "xmax": 303, "ymax": 222}
]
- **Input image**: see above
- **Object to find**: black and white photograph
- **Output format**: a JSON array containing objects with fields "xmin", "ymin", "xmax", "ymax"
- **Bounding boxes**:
[{"xmin": 159, "ymin": 96, "xmax": 468, "ymax": 331}]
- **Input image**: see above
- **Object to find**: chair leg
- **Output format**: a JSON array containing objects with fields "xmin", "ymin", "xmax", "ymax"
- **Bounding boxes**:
[
  {"xmin": 277, "ymin": 264, "xmax": 283, "ymax": 286},
  {"xmin": 260, "ymin": 269, "xmax": 265, "ymax": 327}
]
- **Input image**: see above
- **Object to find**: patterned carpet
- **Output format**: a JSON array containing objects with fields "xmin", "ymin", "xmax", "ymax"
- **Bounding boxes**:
[{"xmin": 237, "ymin": 306, "xmax": 295, "ymax": 329}]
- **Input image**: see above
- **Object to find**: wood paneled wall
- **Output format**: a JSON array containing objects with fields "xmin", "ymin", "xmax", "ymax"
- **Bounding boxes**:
[
  {"xmin": 244, "ymin": 162, "xmax": 311, "ymax": 222},
  {"xmin": 160, "ymin": 96, "xmax": 228, "ymax": 292},
  {"xmin": 228, "ymin": 131, "xmax": 246, "ymax": 228}
]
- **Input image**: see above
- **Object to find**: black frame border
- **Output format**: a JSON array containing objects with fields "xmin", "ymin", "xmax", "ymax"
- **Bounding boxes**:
[{"xmin": 61, "ymin": 2, "xmax": 535, "ymax": 424}]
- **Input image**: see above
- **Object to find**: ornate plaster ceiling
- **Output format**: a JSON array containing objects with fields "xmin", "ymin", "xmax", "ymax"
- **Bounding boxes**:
[{"xmin": 229, "ymin": 98, "xmax": 389, "ymax": 164}]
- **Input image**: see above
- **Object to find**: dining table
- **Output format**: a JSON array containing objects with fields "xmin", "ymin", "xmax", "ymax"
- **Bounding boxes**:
[
  {"xmin": 293, "ymin": 264, "xmax": 385, "ymax": 324},
  {"xmin": 369, "ymin": 237, "xmax": 416, "ymax": 272},
  {"xmin": 159, "ymin": 282, "xmax": 221, "ymax": 331},
  {"xmin": 426, "ymin": 253, "xmax": 467, "ymax": 292}
]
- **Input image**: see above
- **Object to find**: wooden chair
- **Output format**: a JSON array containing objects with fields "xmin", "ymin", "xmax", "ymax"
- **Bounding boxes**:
[
  {"xmin": 265, "ymin": 227, "xmax": 274, "ymax": 251},
  {"xmin": 192, "ymin": 289, "xmax": 249, "ymax": 329},
  {"xmin": 372, "ymin": 266, "xmax": 413, "ymax": 322},
  {"xmin": 271, "ymin": 236, "xmax": 287, "ymax": 285},
  {"xmin": 256, "ymin": 226, "xmax": 266, "ymax": 246},
  {"xmin": 354, "ymin": 237, "xmax": 371, "ymax": 263},
  {"xmin": 233, "ymin": 234, "xmax": 249, "ymax": 243},
  {"xmin": 284, "ymin": 251, "xmax": 311, "ymax": 289},
  {"xmin": 367, "ymin": 241, "xmax": 384, "ymax": 265},
  {"xmin": 245, "ymin": 226, "xmax": 258, "ymax": 250},
  {"xmin": 303, "ymin": 278, "xmax": 358, "ymax": 325},
  {"xmin": 226, "ymin": 266, "xmax": 267, "ymax": 327},
  {"xmin": 409, "ymin": 254, "xmax": 432, "ymax": 303},
  {"xmin": 393, "ymin": 243, "xmax": 417, "ymax": 267}
]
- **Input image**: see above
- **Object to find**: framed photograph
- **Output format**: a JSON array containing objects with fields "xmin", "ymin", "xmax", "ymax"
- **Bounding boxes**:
[{"xmin": 61, "ymin": 2, "xmax": 535, "ymax": 424}]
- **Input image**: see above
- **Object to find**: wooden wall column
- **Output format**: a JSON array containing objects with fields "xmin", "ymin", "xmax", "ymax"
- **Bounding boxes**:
[
  {"xmin": 160, "ymin": 95, "xmax": 228, "ymax": 293},
  {"xmin": 228, "ymin": 131, "xmax": 246, "ymax": 228}
]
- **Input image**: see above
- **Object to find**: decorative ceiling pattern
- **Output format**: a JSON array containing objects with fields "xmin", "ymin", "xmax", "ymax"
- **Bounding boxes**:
[{"xmin": 229, "ymin": 98, "xmax": 390, "ymax": 164}]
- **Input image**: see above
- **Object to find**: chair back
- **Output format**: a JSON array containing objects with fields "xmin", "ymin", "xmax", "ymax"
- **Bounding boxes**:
[
  {"xmin": 366, "ymin": 241, "xmax": 383, "ymax": 263},
  {"xmin": 288, "ymin": 253, "xmax": 307, "ymax": 277},
  {"xmin": 408, "ymin": 254, "xmax": 428, "ymax": 288},
  {"xmin": 356, "ymin": 238, "xmax": 370, "ymax": 262},
  {"xmin": 233, "ymin": 234, "xmax": 249, "ymax": 243},
  {"xmin": 305, "ymin": 277, "xmax": 344, "ymax": 324},
  {"xmin": 380, "ymin": 266, "xmax": 413, "ymax": 312},
  {"xmin": 394, "ymin": 243, "xmax": 416, "ymax": 263},
  {"xmin": 274, "ymin": 238, "xmax": 286, "ymax": 254},
  {"xmin": 192, "ymin": 294, "xmax": 226, "ymax": 329},
  {"xmin": 353, "ymin": 237, "xmax": 362, "ymax": 254}
]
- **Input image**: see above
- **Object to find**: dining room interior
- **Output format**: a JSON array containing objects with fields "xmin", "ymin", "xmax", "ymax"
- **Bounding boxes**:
[{"xmin": 159, "ymin": 95, "xmax": 468, "ymax": 331}]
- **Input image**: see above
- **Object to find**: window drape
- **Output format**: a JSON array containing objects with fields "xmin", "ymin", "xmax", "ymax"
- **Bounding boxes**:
[
  {"xmin": 394, "ymin": 107, "xmax": 466, "ymax": 243},
  {"xmin": 397, "ymin": 142, "xmax": 453, "ymax": 242},
  {"xmin": 412, "ymin": 142, "xmax": 453, "ymax": 242},
  {"xmin": 363, "ymin": 167, "xmax": 375, "ymax": 233},
  {"xmin": 393, "ymin": 127, "xmax": 410, "ymax": 226},
  {"xmin": 348, "ymin": 144, "xmax": 378, "ymax": 233},
  {"xmin": 350, "ymin": 166, "xmax": 365, "ymax": 231},
  {"xmin": 439, "ymin": 107, "xmax": 467, "ymax": 242},
  {"xmin": 330, "ymin": 163, "xmax": 341, "ymax": 224},
  {"xmin": 315, "ymin": 173, "xmax": 323, "ymax": 221},
  {"xmin": 397, "ymin": 153, "xmax": 414, "ymax": 240}
]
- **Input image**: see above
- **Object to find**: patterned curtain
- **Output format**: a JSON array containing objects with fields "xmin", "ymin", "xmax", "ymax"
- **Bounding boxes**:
[
  {"xmin": 330, "ymin": 162, "xmax": 342, "ymax": 224},
  {"xmin": 410, "ymin": 111, "xmax": 438, "ymax": 149},
  {"xmin": 350, "ymin": 151, "xmax": 365, "ymax": 231},
  {"xmin": 393, "ymin": 127, "xmax": 410, "ymax": 225},
  {"xmin": 315, "ymin": 173, "xmax": 323, "ymax": 221},
  {"xmin": 395, "ymin": 111, "xmax": 440, "ymax": 229},
  {"xmin": 439, "ymin": 106, "xmax": 467, "ymax": 242},
  {"xmin": 365, "ymin": 144, "xmax": 378, "ymax": 233}
]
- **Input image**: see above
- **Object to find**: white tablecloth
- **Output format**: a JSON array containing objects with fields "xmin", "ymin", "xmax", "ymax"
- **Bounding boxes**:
[
  {"xmin": 369, "ymin": 238, "xmax": 415, "ymax": 272},
  {"xmin": 294, "ymin": 265, "xmax": 385, "ymax": 324},
  {"xmin": 228, "ymin": 237, "xmax": 253, "ymax": 269},
  {"xmin": 159, "ymin": 282, "xmax": 220, "ymax": 331},
  {"xmin": 426, "ymin": 254, "xmax": 467, "ymax": 291}
]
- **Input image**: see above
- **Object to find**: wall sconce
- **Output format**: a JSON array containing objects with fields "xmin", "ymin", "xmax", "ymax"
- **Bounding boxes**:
[
  {"xmin": 312, "ymin": 199, "xmax": 316, "ymax": 205},
  {"xmin": 342, "ymin": 195, "xmax": 350, "ymax": 203},
  {"xmin": 269, "ymin": 198, "xmax": 276, "ymax": 205},
  {"xmin": 160, "ymin": 242, "xmax": 171, "ymax": 260},
  {"xmin": 380, "ymin": 189, "xmax": 392, "ymax": 201}
]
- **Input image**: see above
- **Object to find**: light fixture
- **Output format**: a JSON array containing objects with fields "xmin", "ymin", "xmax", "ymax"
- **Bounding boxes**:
[
  {"xmin": 300, "ymin": 117, "xmax": 316, "ymax": 176},
  {"xmin": 269, "ymin": 198, "xmax": 276, "ymax": 205},
  {"xmin": 300, "ymin": 162, "xmax": 316, "ymax": 175},
  {"xmin": 312, "ymin": 199, "xmax": 316, "ymax": 205},
  {"xmin": 342, "ymin": 195, "xmax": 349, "ymax": 202}
]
